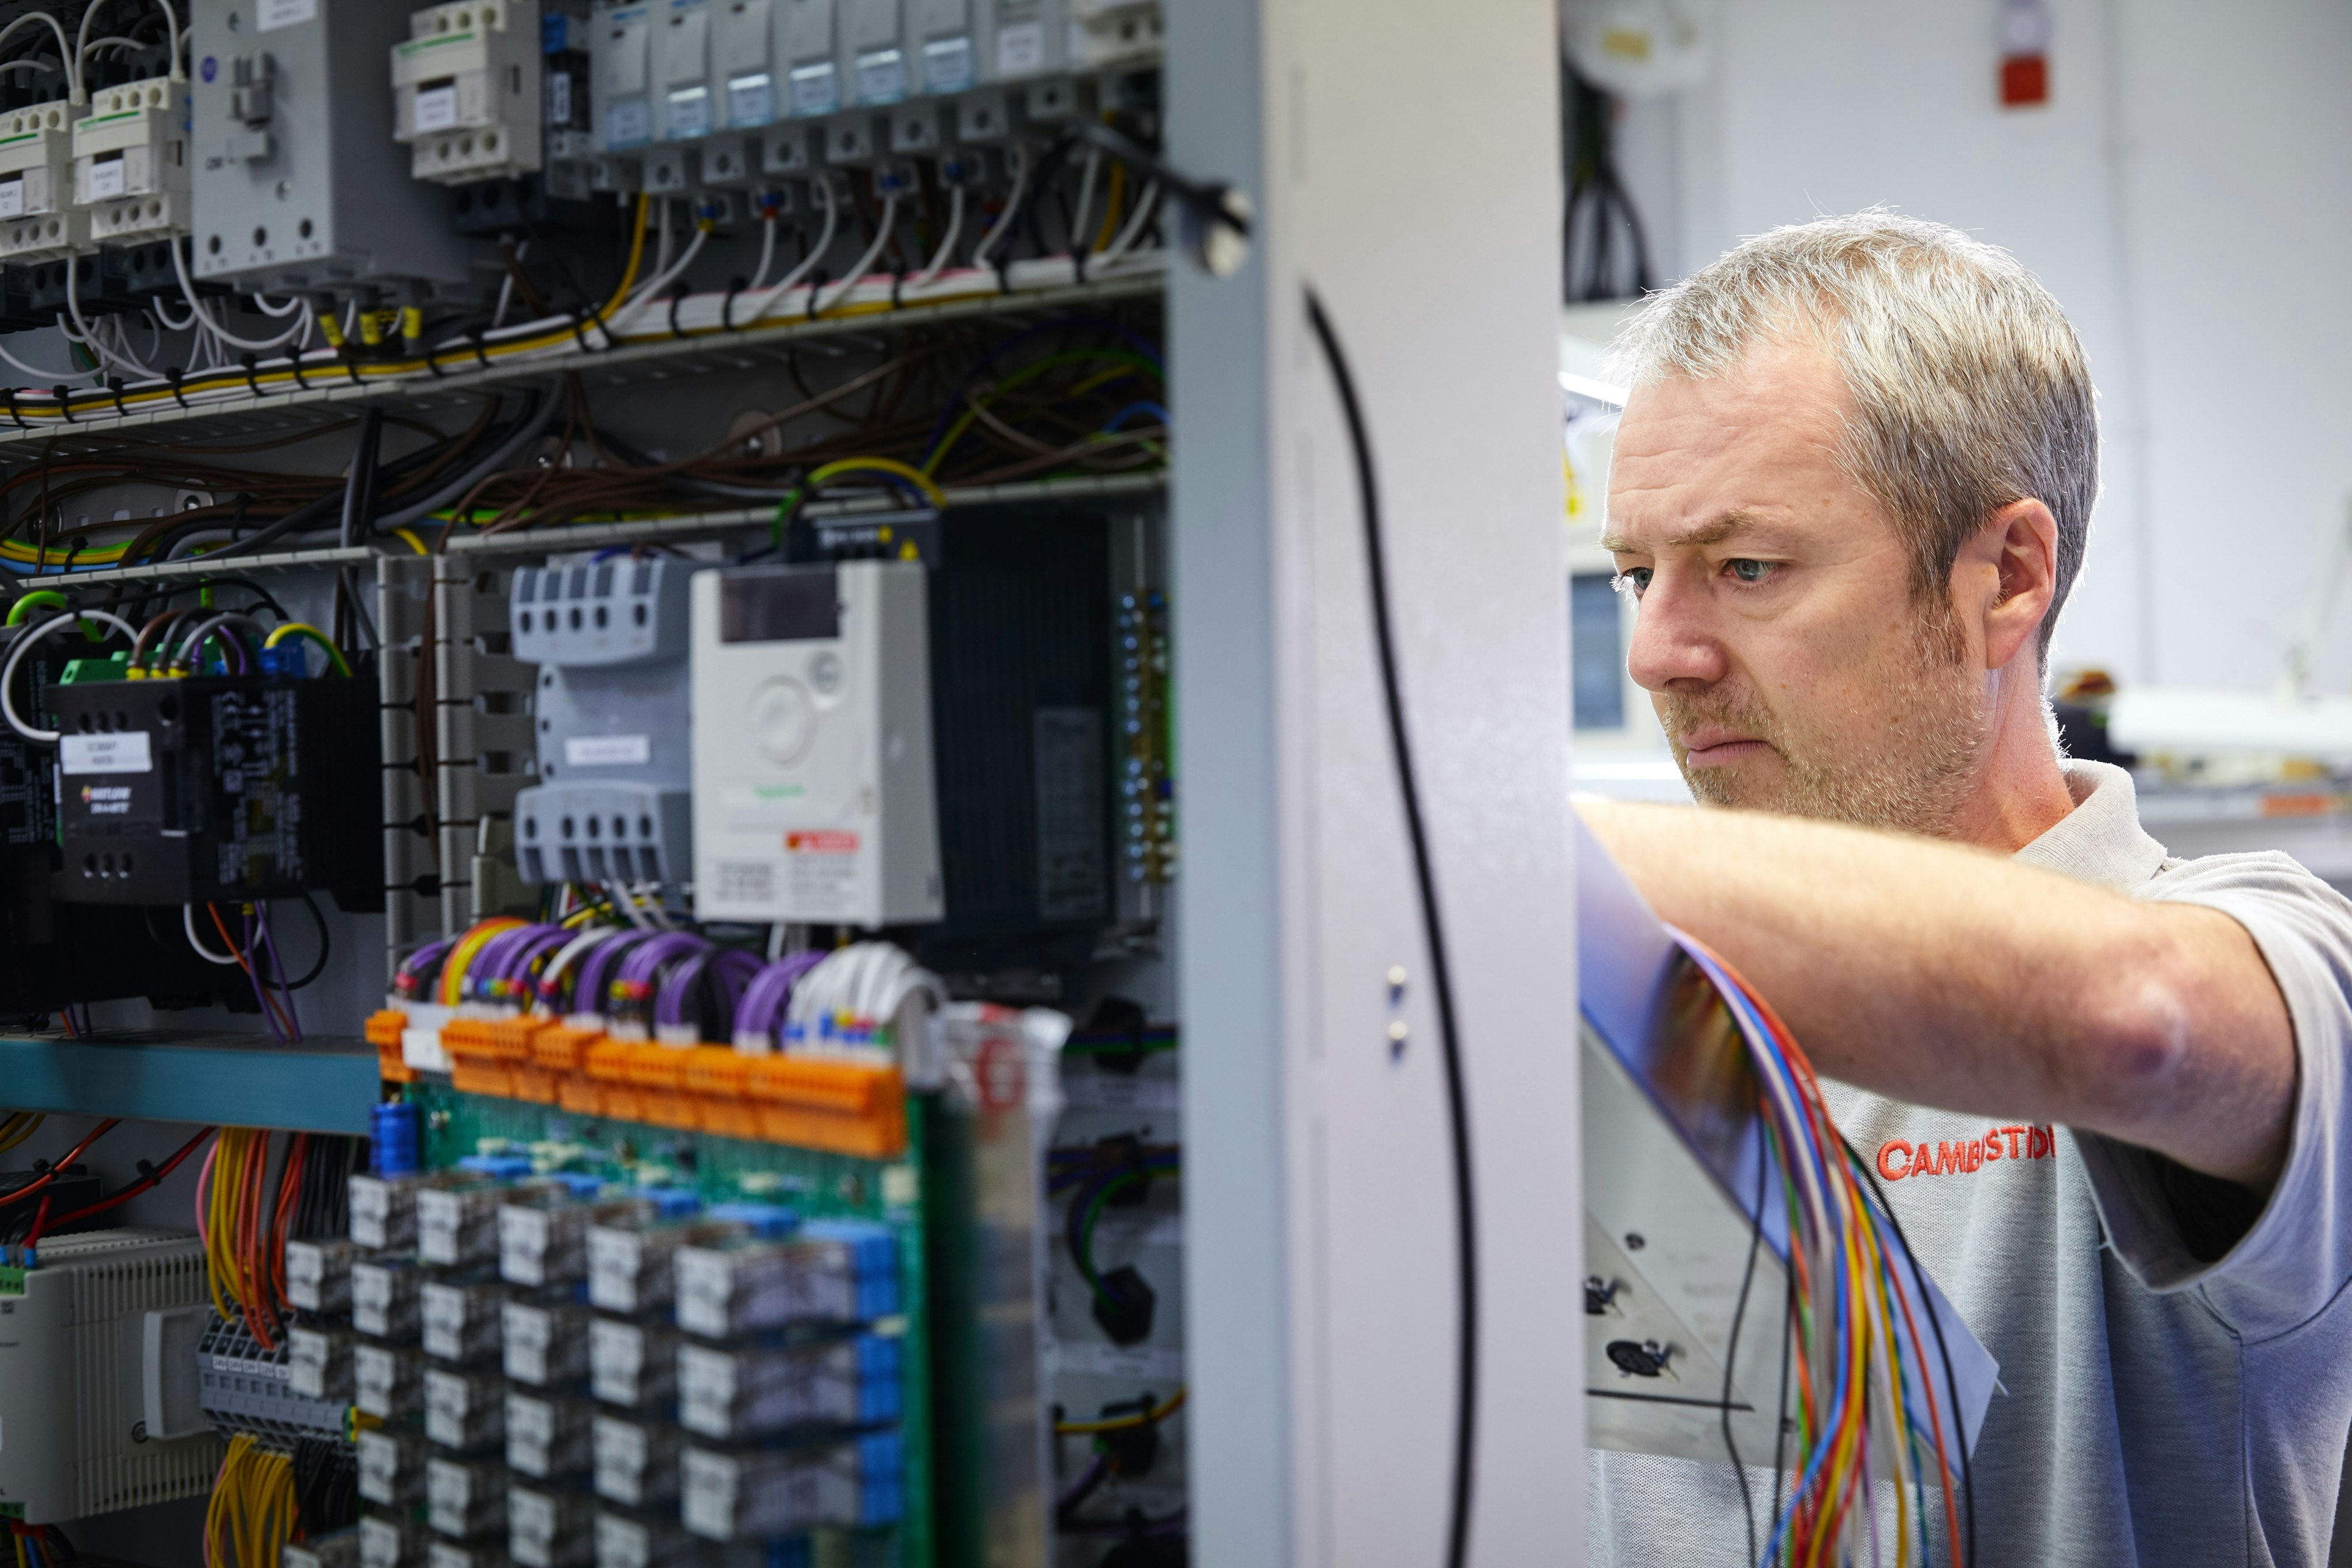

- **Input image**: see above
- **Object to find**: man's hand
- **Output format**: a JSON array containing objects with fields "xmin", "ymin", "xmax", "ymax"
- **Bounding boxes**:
[{"xmin": 1580, "ymin": 799, "xmax": 2298, "ymax": 1191}]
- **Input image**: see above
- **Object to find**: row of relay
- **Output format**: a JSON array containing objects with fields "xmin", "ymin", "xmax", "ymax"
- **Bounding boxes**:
[
  {"xmin": 0, "ymin": 0, "xmax": 1158, "ymax": 293},
  {"xmin": 284, "ymin": 1153, "xmax": 910, "ymax": 1559}
]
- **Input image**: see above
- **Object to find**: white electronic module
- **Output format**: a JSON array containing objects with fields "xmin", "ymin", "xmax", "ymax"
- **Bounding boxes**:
[{"xmin": 690, "ymin": 560, "xmax": 942, "ymax": 927}]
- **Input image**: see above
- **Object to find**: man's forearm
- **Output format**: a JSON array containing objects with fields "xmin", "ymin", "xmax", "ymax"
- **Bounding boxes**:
[{"xmin": 1578, "ymin": 800, "xmax": 2297, "ymax": 1188}]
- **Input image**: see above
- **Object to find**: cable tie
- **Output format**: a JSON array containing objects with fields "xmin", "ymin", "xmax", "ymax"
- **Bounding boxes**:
[
  {"xmin": 567, "ymin": 308, "xmax": 593, "ymax": 354},
  {"xmin": 288, "ymin": 349, "xmax": 310, "ymax": 393},
  {"xmin": 239, "ymin": 353, "xmax": 262, "ymax": 399},
  {"xmin": 107, "ymin": 376, "xmax": 127, "ymax": 418},
  {"xmin": 4, "ymin": 388, "xmax": 21, "ymax": 430},
  {"xmin": 992, "ymin": 254, "xmax": 1012, "ymax": 296},
  {"xmin": 421, "ymin": 339, "xmax": 447, "ymax": 379},
  {"xmin": 720, "ymin": 276, "xmax": 745, "ymax": 333},
  {"xmin": 890, "ymin": 268, "xmax": 905, "ymax": 311},
  {"xmin": 468, "ymin": 327, "xmax": 491, "ymax": 371},
  {"xmin": 666, "ymin": 284, "xmax": 688, "ymax": 341},
  {"xmin": 51, "ymin": 385, "xmax": 73, "ymax": 423},
  {"xmin": 804, "ymin": 268, "xmax": 829, "ymax": 321},
  {"xmin": 337, "ymin": 344, "xmax": 363, "ymax": 388},
  {"xmin": 163, "ymin": 366, "xmax": 187, "ymax": 409}
]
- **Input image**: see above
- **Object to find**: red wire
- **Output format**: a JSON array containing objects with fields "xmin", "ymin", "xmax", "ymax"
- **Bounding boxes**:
[
  {"xmin": 35, "ymin": 1126, "xmax": 217, "ymax": 1235},
  {"xmin": 208, "ymin": 904, "xmax": 296, "ymax": 1040},
  {"xmin": 0, "ymin": 1118, "xmax": 121, "ymax": 1208},
  {"xmin": 20, "ymin": 1193, "xmax": 51, "ymax": 1252},
  {"xmin": 271, "ymin": 1134, "xmax": 307, "ymax": 1313}
]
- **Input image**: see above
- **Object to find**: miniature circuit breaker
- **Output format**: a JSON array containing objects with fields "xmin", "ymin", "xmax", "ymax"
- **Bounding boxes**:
[
  {"xmin": 690, "ymin": 560, "xmax": 943, "ymax": 928},
  {"xmin": 393, "ymin": 0, "xmax": 546, "ymax": 184},
  {"xmin": 510, "ymin": 553, "xmax": 696, "ymax": 886},
  {"xmin": 72, "ymin": 77, "xmax": 193, "ymax": 244},
  {"xmin": 0, "ymin": 100, "xmax": 86, "ymax": 263}
]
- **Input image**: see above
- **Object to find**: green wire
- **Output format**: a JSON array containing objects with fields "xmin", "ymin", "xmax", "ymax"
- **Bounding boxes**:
[
  {"xmin": 1073, "ymin": 1170, "xmax": 1145, "ymax": 1300},
  {"xmin": 923, "ymin": 348, "xmax": 1164, "ymax": 477}
]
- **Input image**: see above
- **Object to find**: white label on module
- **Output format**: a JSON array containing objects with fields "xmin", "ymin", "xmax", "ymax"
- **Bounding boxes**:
[
  {"xmin": 88, "ymin": 154, "xmax": 126, "ymax": 198},
  {"xmin": 257, "ymin": 0, "xmax": 318, "ymax": 31},
  {"xmin": 565, "ymin": 734, "xmax": 651, "ymax": 766},
  {"xmin": 61, "ymin": 732, "xmax": 151, "ymax": 774},
  {"xmin": 413, "ymin": 83, "xmax": 460, "ymax": 133}
]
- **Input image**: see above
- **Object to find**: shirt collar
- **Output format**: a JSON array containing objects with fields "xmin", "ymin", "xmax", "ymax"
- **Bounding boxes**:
[{"xmin": 2011, "ymin": 758, "xmax": 2171, "ymax": 891}]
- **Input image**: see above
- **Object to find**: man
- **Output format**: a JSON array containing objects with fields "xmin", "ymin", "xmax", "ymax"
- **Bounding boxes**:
[{"xmin": 1581, "ymin": 213, "xmax": 2352, "ymax": 1566}]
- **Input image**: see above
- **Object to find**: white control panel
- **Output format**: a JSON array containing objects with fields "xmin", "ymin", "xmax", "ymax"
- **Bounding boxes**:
[{"xmin": 690, "ymin": 560, "xmax": 941, "ymax": 926}]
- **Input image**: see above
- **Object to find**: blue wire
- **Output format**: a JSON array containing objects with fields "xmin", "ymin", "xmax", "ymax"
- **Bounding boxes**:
[{"xmin": 1100, "ymin": 400, "xmax": 1171, "ymax": 434}]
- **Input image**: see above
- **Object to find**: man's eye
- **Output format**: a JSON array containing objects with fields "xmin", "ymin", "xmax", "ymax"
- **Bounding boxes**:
[
  {"xmin": 1726, "ymin": 559, "xmax": 1774, "ymax": 584},
  {"xmin": 1613, "ymin": 568, "xmax": 1652, "ymax": 597}
]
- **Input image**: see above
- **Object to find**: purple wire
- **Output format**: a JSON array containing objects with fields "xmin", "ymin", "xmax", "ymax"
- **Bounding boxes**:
[
  {"xmin": 655, "ymin": 948, "xmax": 765, "ymax": 1033},
  {"xmin": 241, "ymin": 909, "xmax": 287, "ymax": 1043},
  {"xmin": 253, "ymin": 903, "xmax": 302, "ymax": 1042},
  {"xmin": 616, "ymin": 932, "xmax": 707, "ymax": 991},
  {"xmin": 734, "ymin": 950, "xmax": 825, "ymax": 1044},
  {"xmin": 573, "ymin": 930, "xmax": 657, "ymax": 1018},
  {"xmin": 398, "ymin": 935, "xmax": 456, "ymax": 986}
]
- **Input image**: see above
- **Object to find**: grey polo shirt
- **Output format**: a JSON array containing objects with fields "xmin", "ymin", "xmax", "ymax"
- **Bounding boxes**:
[{"xmin": 1588, "ymin": 760, "xmax": 2352, "ymax": 1566}]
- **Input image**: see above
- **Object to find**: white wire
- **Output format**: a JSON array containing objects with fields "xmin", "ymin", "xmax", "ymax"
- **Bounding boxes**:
[
  {"xmin": 1098, "ymin": 179, "xmax": 1159, "ymax": 265},
  {"xmin": 1066, "ymin": 147, "xmax": 1101, "ymax": 262},
  {"xmin": 1, "ymin": 10, "xmax": 81, "ymax": 102},
  {"xmin": 750, "ymin": 217, "xmax": 778, "ymax": 290},
  {"xmin": 611, "ymin": 224, "xmax": 709, "ymax": 329},
  {"xmin": 65, "ymin": 256, "xmax": 156, "ymax": 377},
  {"xmin": 540, "ymin": 925, "xmax": 619, "ymax": 1010},
  {"xmin": 155, "ymin": 0, "xmax": 181, "ymax": 78},
  {"xmin": 247, "ymin": 291, "xmax": 302, "ymax": 317},
  {"xmin": 0, "ymin": 334, "xmax": 92, "ymax": 383},
  {"xmin": 170, "ymin": 241, "xmax": 306, "ymax": 351},
  {"xmin": 911, "ymin": 184, "xmax": 965, "ymax": 287},
  {"xmin": 183, "ymin": 903, "xmax": 238, "ymax": 964},
  {"xmin": 0, "ymin": 610, "xmax": 139, "ymax": 743},
  {"xmin": 969, "ymin": 144, "xmax": 1028, "ymax": 271},
  {"xmin": 491, "ymin": 240, "xmax": 528, "ymax": 330},
  {"xmin": 812, "ymin": 192, "xmax": 897, "ymax": 317},
  {"xmin": 605, "ymin": 880, "xmax": 653, "ymax": 931}
]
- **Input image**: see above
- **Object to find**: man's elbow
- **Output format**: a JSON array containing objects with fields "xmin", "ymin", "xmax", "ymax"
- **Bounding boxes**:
[{"xmin": 2071, "ymin": 938, "xmax": 2200, "ymax": 1121}]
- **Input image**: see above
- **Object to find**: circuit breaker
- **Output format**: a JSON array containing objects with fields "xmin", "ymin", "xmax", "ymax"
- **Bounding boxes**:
[
  {"xmin": 49, "ymin": 672, "xmax": 382, "ymax": 907},
  {"xmin": 0, "ymin": 99, "xmax": 86, "ymax": 263},
  {"xmin": 393, "ymin": 0, "xmax": 545, "ymax": 184},
  {"xmin": 590, "ymin": 2, "xmax": 655, "ymax": 150},
  {"xmin": 778, "ymin": 0, "xmax": 837, "ymax": 116},
  {"xmin": 510, "ymin": 553, "xmax": 696, "ymax": 887},
  {"xmin": 690, "ymin": 560, "xmax": 943, "ymax": 927},
  {"xmin": 190, "ymin": 0, "xmax": 468, "ymax": 287}
]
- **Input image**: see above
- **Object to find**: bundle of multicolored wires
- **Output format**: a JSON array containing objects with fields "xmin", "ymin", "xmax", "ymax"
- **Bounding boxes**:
[
  {"xmin": 184, "ymin": 902, "xmax": 303, "ymax": 1044},
  {"xmin": 1668, "ymin": 928, "xmax": 1973, "ymax": 1568},
  {"xmin": 6, "ymin": 1519, "xmax": 75, "ymax": 1568},
  {"xmin": 197, "ymin": 1128, "xmax": 294, "ymax": 1351},
  {"xmin": 205, "ymin": 1433, "xmax": 298, "ymax": 1568}
]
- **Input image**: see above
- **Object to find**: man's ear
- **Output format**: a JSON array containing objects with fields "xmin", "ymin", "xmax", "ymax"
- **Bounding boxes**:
[{"xmin": 1969, "ymin": 499, "xmax": 2059, "ymax": 671}]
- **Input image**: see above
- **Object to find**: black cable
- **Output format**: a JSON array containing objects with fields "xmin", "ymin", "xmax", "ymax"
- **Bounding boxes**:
[
  {"xmin": 277, "ymin": 892, "xmax": 330, "ymax": 990},
  {"xmin": 1723, "ymin": 1110, "xmax": 1768, "ymax": 1564},
  {"xmin": 1849, "ymin": 1136, "xmax": 1976, "ymax": 1568},
  {"xmin": 338, "ymin": 405, "xmax": 384, "ymax": 548},
  {"xmin": 1768, "ymin": 1223, "xmax": 1796, "ymax": 1555},
  {"xmin": 1303, "ymin": 287, "xmax": 1478, "ymax": 1568}
]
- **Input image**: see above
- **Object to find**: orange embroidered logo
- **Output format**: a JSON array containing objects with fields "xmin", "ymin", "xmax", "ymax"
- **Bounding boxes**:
[{"xmin": 1876, "ymin": 1125, "xmax": 2056, "ymax": 1182}]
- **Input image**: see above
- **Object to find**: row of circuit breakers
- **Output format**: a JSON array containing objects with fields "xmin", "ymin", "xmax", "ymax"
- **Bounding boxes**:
[
  {"xmin": 51, "ymin": 525, "xmax": 1116, "ymax": 934},
  {"xmin": 0, "ymin": 0, "xmax": 1154, "ymax": 293}
]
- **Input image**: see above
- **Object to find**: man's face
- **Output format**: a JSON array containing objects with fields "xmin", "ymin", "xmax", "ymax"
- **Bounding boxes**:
[{"xmin": 1603, "ymin": 339, "xmax": 1989, "ymax": 834}]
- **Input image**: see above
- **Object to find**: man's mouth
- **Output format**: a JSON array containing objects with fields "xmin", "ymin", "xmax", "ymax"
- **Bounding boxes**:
[{"xmin": 1676, "ymin": 728, "xmax": 1773, "ymax": 767}]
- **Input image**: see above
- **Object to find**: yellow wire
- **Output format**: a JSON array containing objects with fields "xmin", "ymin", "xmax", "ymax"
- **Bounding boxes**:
[
  {"xmin": 1054, "ymin": 1385, "xmax": 1186, "ymax": 1434},
  {"xmin": 440, "ymin": 918, "xmax": 526, "ymax": 1006},
  {"xmin": 388, "ymin": 525, "xmax": 430, "ymax": 556},
  {"xmin": 259, "ymin": 622, "xmax": 353, "ymax": 677},
  {"xmin": 0, "ymin": 1110, "xmax": 40, "ymax": 1152},
  {"xmin": 807, "ymin": 457, "xmax": 948, "ymax": 510},
  {"xmin": 1095, "ymin": 160, "xmax": 1125, "ymax": 253}
]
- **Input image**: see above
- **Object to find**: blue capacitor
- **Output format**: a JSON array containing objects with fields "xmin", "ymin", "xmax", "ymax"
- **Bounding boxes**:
[{"xmin": 372, "ymin": 1101, "xmax": 421, "ymax": 1176}]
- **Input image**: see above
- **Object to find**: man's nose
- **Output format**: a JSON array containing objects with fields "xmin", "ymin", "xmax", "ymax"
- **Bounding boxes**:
[{"xmin": 1623, "ymin": 578, "xmax": 1730, "ymax": 693}]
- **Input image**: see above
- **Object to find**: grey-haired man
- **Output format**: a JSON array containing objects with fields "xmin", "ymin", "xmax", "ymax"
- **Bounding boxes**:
[{"xmin": 1584, "ymin": 213, "xmax": 2352, "ymax": 1566}]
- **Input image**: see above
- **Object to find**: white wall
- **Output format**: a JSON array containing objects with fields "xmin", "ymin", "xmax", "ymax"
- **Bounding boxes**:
[{"xmin": 1624, "ymin": 0, "xmax": 2352, "ymax": 692}]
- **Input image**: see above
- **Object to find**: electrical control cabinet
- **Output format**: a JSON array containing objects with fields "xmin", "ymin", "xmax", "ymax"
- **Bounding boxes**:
[
  {"xmin": 72, "ymin": 77, "xmax": 194, "ymax": 246},
  {"xmin": 0, "ymin": 1229, "xmax": 221, "ymax": 1523},
  {"xmin": 190, "ymin": 0, "xmax": 469, "ymax": 287},
  {"xmin": 510, "ymin": 554, "xmax": 697, "ymax": 887},
  {"xmin": 394, "ymin": 0, "xmax": 546, "ymax": 185},
  {"xmin": 49, "ymin": 673, "xmax": 382, "ymax": 907},
  {"xmin": 0, "ymin": 100, "xmax": 88, "ymax": 263},
  {"xmin": 691, "ymin": 559, "xmax": 943, "ymax": 927}
]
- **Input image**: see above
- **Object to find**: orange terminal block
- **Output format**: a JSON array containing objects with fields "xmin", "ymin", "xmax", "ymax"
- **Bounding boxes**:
[{"xmin": 366, "ymin": 1009, "xmax": 416, "ymax": 1085}]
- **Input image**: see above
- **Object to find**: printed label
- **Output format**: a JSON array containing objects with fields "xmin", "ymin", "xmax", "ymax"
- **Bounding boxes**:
[
  {"xmin": 666, "ymin": 86, "xmax": 710, "ymax": 138},
  {"xmin": 548, "ymin": 71, "xmax": 573, "ymax": 127},
  {"xmin": 257, "ymin": 0, "xmax": 318, "ymax": 31},
  {"xmin": 726, "ymin": 72, "xmax": 774, "ymax": 126},
  {"xmin": 61, "ymin": 732, "xmax": 151, "ymax": 775},
  {"xmin": 995, "ymin": 20, "xmax": 1044, "ymax": 74},
  {"xmin": 413, "ymin": 81, "xmax": 461, "ymax": 133},
  {"xmin": 786, "ymin": 61, "xmax": 837, "ymax": 118},
  {"xmin": 0, "ymin": 178, "xmax": 26, "ymax": 218},
  {"xmin": 785, "ymin": 829, "xmax": 857, "ymax": 853},
  {"xmin": 606, "ymin": 99, "xmax": 651, "ymax": 147},
  {"xmin": 565, "ymin": 734, "xmax": 650, "ymax": 767},
  {"xmin": 853, "ymin": 47, "xmax": 907, "ymax": 104},
  {"xmin": 87, "ymin": 153, "xmax": 125, "ymax": 199},
  {"xmin": 921, "ymin": 36, "xmax": 974, "ymax": 93},
  {"xmin": 712, "ymin": 859, "xmax": 775, "ymax": 903}
]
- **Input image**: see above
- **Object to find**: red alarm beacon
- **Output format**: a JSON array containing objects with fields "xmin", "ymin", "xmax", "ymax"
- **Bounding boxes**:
[{"xmin": 1999, "ymin": 0, "xmax": 2053, "ymax": 106}]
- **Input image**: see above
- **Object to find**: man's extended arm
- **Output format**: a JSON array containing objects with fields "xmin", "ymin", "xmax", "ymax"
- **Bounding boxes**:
[{"xmin": 1578, "ymin": 800, "xmax": 2297, "ymax": 1190}]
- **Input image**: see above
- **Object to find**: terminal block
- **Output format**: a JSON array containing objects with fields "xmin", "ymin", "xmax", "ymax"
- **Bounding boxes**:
[
  {"xmin": 395, "ymin": 0, "xmax": 546, "ymax": 184},
  {"xmin": 679, "ymin": 1433, "xmax": 904, "ymax": 1539},
  {"xmin": 72, "ymin": 77, "xmax": 193, "ymax": 244}
]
